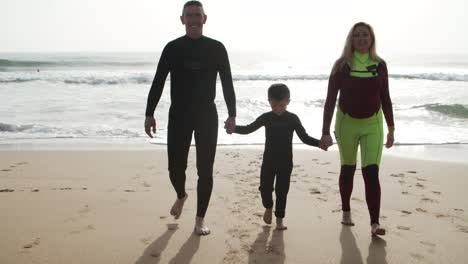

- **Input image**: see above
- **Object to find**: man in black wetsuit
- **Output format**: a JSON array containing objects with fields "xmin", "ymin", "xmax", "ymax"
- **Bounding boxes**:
[
  {"xmin": 144, "ymin": 1, "xmax": 236, "ymax": 236},
  {"xmin": 232, "ymin": 83, "xmax": 321, "ymax": 230}
]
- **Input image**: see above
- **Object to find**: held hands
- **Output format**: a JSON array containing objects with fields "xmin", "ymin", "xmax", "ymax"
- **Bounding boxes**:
[
  {"xmin": 224, "ymin": 116, "xmax": 236, "ymax": 134},
  {"xmin": 144, "ymin": 117, "xmax": 156, "ymax": 138},
  {"xmin": 319, "ymin": 135, "xmax": 333, "ymax": 151}
]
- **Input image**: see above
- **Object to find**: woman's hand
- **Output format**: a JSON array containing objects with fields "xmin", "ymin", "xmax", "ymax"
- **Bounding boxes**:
[
  {"xmin": 319, "ymin": 135, "xmax": 333, "ymax": 151},
  {"xmin": 385, "ymin": 126, "xmax": 394, "ymax": 148}
]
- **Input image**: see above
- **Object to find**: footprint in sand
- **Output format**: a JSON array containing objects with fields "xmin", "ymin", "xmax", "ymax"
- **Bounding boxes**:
[
  {"xmin": 140, "ymin": 236, "xmax": 153, "ymax": 245},
  {"xmin": 1, "ymin": 169, "xmax": 12, "ymax": 172},
  {"xmin": 410, "ymin": 253, "xmax": 424, "ymax": 261},
  {"xmin": 416, "ymin": 208, "xmax": 428, "ymax": 213},
  {"xmin": 416, "ymin": 177, "xmax": 427, "ymax": 182},
  {"xmin": 309, "ymin": 188, "xmax": 321, "ymax": 194},
  {"xmin": 317, "ymin": 197, "xmax": 328, "ymax": 202},
  {"xmin": 397, "ymin": 226, "xmax": 411, "ymax": 231},
  {"xmin": 453, "ymin": 208, "xmax": 464, "ymax": 212},
  {"xmin": 167, "ymin": 223, "xmax": 178, "ymax": 230},
  {"xmin": 407, "ymin": 171, "xmax": 418, "ymax": 174},
  {"xmin": 0, "ymin": 189, "xmax": 15, "ymax": 192},
  {"xmin": 421, "ymin": 197, "xmax": 437, "ymax": 203},
  {"xmin": 420, "ymin": 241, "xmax": 436, "ymax": 247},
  {"xmin": 401, "ymin": 210, "xmax": 412, "ymax": 215},
  {"xmin": 351, "ymin": 197, "xmax": 364, "ymax": 203},
  {"xmin": 23, "ymin": 238, "xmax": 40, "ymax": 249},
  {"xmin": 31, "ymin": 189, "xmax": 40, "ymax": 192},
  {"xmin": 415, "ymin": 183, "xmax": 425, "ymax": 188},
  {"xmin": 432, "ymin": 191, "xmax": 441, "ymax": 195},
  {"xmin": 457, "ymin": 225, "xmax": 468, "ymax": 234},
  {"xmin": 78, "ymin": 205, "xmax": 90, "ymax": 214}
]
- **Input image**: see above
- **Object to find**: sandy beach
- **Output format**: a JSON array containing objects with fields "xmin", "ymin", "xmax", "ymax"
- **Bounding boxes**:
[{"xmin": 1, "ymin": 147, "xmax": 468, "ymax": 263}]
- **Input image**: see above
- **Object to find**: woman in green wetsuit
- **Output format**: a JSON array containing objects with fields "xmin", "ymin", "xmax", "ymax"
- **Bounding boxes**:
[{"xmin": 320, "ymin": 22, "xmax": 395, "ymax": 236}]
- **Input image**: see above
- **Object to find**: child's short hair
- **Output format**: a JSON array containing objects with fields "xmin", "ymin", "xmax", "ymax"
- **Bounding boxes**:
[{"xmin": 268, "ymin": 83, "xmax": 290, "ymax": 101}]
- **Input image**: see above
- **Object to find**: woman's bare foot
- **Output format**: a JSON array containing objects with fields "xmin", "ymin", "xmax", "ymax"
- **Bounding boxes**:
[
  {"xmin": 263, "ymin": 208, "xmax": 272, "ymax": 224},
  {"xmin": 371, "ymin": 223, "xmax": 386, "ymax": 236},
  {"xmin": 276, "ymin": 217, "xmax": 287, "ymax": 230},
  {"xmin": 170, "ymin": 193, "xmax": 188, "ymax": 219},
  {"xmin": 194, "ymin": 216, "xmax": 210, "ymax": 236},
  {"xmin": 341, "ymin": 211, "xmax": 355, "ymax": 226}
]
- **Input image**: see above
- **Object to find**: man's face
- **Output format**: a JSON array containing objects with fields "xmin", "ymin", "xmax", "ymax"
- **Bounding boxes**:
[
  {"xmin": 269, "ymin": 98, "xmax": 289, "ymax": 115},
  {"xmin": 180, "ymin": 5, "xmax": 207, "ymax": 38}
]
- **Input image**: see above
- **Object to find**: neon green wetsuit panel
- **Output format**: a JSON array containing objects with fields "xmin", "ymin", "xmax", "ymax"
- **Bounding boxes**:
[
  {"xmin": 335, "ymin": 51, "xmax": 384, "ymax": 167},
  {"xmin": 335, "ymin": 107, "xmax": 384, "ymax": 167}
]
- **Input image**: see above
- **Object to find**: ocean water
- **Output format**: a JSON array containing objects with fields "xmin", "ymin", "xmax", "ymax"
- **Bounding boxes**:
[{"xmin": 1, "ymin": 52, "xmax": 467, "ymax": 148}]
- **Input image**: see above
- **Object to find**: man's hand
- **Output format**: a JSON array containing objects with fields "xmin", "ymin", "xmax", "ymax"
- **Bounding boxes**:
[
  {"xmin": 224, "ymin": 116, "xmax": 236, "ymax": 134},
  {"xmin": 145, "ymin": 117, "xmax": 156, "ymax": 138},
  {"xmin": 319, "ymin": 135, "xmax": 333, "ymax": 151}
]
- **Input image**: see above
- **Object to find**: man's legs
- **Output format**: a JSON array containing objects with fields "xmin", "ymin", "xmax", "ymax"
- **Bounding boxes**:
[
  {"xmin": 167, "ymin": 114, "xmax": 193, "ymax": 218},
  {"xmin": 193, "ymin": 110, "xmax": 218, "ymax": 235}
]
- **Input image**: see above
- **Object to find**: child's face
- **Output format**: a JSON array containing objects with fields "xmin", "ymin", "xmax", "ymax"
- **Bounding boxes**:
[{"xmin": 269, "ymin": 98, "xmax": 289, "ymax": 115}]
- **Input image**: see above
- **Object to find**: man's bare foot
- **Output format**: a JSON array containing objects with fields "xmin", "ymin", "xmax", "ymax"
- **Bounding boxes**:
[
  {"xmin": 371, "ymin": 223, "xmax": 386, "ymax": 236},
  {"xmin": 170, "ymin": 193, "xmax": 188, "ymax": 219},
  {"xmin": 263, "ymin": 208, "xmax": 272, "ymax": 224},
  {"xmin": 276, "ymin": 217, "xmax": 287, "ymax": 230},
  {"xmin": 194, "ymin": 216, "xmax": 210, "ymax": 236},
  {"xmin": 341, "ymin": 211, "xmax": 355, "ymax": 226}
]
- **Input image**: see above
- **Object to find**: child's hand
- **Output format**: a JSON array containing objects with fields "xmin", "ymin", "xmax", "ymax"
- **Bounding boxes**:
[{"xmin": 319, "ymin": 135, "xmax": 333, "ymax": 151}]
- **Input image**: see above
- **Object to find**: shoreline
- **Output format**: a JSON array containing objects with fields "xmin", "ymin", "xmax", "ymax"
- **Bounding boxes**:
[{"xmin": 1, "ymin": 139, "xmax": 467, "ymax": 164}]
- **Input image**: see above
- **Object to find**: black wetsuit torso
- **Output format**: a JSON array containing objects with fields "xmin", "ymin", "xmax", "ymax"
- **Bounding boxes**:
[
  {"xmin": 235, "ymin": 111, "xmax": 319, "ymax": 166},
  {"xmin": 145, "ymin": 35, "xmax": 236, "ymax": 117}
]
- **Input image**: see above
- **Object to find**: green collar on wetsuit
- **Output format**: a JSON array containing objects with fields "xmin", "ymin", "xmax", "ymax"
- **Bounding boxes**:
[{"xmin": 350, "ymin": 51, "xmax": 379, "ymax": 78}]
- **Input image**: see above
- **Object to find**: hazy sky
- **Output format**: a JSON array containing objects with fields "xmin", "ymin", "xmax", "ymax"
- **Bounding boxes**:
[{"xmin": 3, "ymin": 0, "xmax": 468, "ymax": 57}]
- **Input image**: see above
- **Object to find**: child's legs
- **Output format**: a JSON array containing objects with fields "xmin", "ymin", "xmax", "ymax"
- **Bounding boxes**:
[
  {"xmin": 274, "ymin": 165, "xmax": 293, "ymax": 218},
  {"xmin": 259, "ymin": 164, "xmax": 276, "ymax": 209}
]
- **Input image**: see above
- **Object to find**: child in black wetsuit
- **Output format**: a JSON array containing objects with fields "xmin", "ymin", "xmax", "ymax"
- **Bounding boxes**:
[{"xmin": 230, "ymin": 83, "xmax": 321, "ymax": 230}]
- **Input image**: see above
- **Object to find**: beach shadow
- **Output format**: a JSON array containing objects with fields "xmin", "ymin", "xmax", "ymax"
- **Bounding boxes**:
[
  {"xmin": 248, "ymin": 226, "xmax": 285, "ymax": 264},
  {"xmin": 135, "ymin": 224, "xmax": 178, "ymax": 264},
  {"xmin": 339, "ymin": 226, "xmax": 364, "ymax": 264},
  {"xmin": 366, "ymin": 236, "xmax": 387, "ymax": 264},
  {"xmin": 168, "ymin": 232, "xmax": 201, "ymax": 264}
]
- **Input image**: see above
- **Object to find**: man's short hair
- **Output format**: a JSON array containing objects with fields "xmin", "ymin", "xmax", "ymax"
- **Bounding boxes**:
[
  {"xmin": 268, "ymin": 83, "xmax": 290, "ymax": 101},
  {"xmin": 182, "ymin": 1, "xmax": 204, "ymax": 15}
]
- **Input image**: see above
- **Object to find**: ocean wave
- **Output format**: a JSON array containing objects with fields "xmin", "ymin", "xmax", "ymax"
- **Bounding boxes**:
[
  {"xmin": 0, "ymin": 59, "xmax": 152, "ymax": 68},
  {"xmin": 2, "ymin": 72, "xmax": 468, "ymax": 85},
  {"xmin": 413, "ymin": 104, "xmax": 468, "ymax": 118},
  {"xmin": 390, "ymin": 73, "xmax": 468, "ymax": 82},
  {"xmin": 0, "ymin": 123, "xmax": 34, "ymax": 132}
]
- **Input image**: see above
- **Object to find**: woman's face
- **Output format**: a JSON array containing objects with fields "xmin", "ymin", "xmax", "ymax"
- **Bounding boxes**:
[{"xmin": 352, "ymin": 25, "xmax": 372, "ymax": 53}]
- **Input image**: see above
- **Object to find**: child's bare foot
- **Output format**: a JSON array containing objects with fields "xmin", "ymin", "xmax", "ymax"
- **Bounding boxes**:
[
  {"xmin": 170, "ymin": 193, "xmax": 188, "ymax": 219},
  {"xmin": 341, "ymin": 211, "xmax": 355, "ymax": 226},
  {"xmin": 371, "ymin": 223, "xmax": 386, "ymax": 236},
  {"xmin": 194, "ymin": 217, "xmax": 210, "ymax": 236},
  {"xmin": 263, "ymin": 208, "xmax": 272, "ymax": 224},
  {"xmin": 276, "ymin": 217, "xmax": 287, "ymax": 230}
]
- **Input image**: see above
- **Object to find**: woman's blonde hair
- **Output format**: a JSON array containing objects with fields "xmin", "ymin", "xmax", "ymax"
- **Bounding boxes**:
[{"xmin": 332, "ymin": 22, "xmax": 382, "ymax": 74}]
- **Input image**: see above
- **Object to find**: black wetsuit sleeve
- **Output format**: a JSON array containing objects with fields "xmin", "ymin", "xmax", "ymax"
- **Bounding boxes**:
[
  {"xmin": 234, "ymin": 115, "xmax": 265, "ymax": 134},
  {"xmin": 218, "ymin": 43, "xmax": 236, "ymax": 117},
  {"xmin": 379, "ymin": 62, "xmax": 395, "ymax": 127},
  {"xmin": 322, "ymin": 66, "xmax": 343, "ymax": 135},
  {"xmin": 294, "ymin": 115, "xmax": 320, "ymax": 147},
  {"xmin": 145, "ymin": 43, "xmax": 171, "ymax": 117}
]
